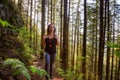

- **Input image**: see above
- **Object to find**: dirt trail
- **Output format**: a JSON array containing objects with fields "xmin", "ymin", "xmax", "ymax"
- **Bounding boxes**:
[{"xmin": 33, "ymin": 56, "xmax": 64, "ymax": 80}]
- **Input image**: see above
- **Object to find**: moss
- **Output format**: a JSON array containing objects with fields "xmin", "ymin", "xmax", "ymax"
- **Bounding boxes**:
[
  {"xmin": 0, "ymin": 0, "xmax": 18, "ymax": 12},
  {"xmin": 0, "ymin": 0, "xmax": 28, "ymax": 65},
  {"xmin": 0, "ymin": 0, "xmax": 24, "ymax": 27},
  {"xmin": 0, "ymin": 34, "xmax": 23, "ymax": 50}
]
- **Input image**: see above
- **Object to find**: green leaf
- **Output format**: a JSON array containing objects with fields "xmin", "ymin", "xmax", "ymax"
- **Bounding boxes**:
[
  {"xmin": 13, "ymin": 66, "xmax": 28, "ymax": 75},
  {"xmin": 0, "ymin": 19, "xmax": 10, "ymax": 27},
  {"xmin": 107, "ymin": 42, "xmax": 120, "ymax": 48},
  {"xmin": 36, "ymin": 68, "xmax": 48, "ymax": 76},
  {"xmin": 30, "ymin": 66, "xmax": 48, "ymax": 77},
  {"xmin": 2, "ymin": 59, "xmax": 31, "ymax": 80},
  {"xmin": 3, "ymin": 58, "xmax": 14, "ymax": 66},
  {"xmin": 30, "ymin": 66, "xmax": 36, "ymax": 73},
  {"xmin": 21, "ymin": 70, "xmax": 31, "ymax": 80},
  {"xmin": 12, "ymin": 64, "xmax": 25, "ymax": 71},
  {"xmin": 115, "ymin": 50, "xmax": 120, "ymax": 57}
]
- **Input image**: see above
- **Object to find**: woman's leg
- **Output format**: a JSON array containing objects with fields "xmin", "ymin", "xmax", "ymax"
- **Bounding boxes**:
[
  {"xmin": 50, "ymin": 53, "xmax": 56, "ymax": 79},
  {"xmin": 45, "ymin": 52, "xmax": 50, "ymax": 80}
]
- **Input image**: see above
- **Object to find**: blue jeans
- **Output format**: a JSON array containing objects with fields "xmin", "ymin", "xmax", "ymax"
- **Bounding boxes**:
[{"xmin": 45, "ymin": 52, "xmax": 56, "ymax": 80}]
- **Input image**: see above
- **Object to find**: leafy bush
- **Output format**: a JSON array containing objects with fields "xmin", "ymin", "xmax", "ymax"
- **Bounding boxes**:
[
  {"xmin": 57, "ymin": 68, "xmax": 82, "ymax": 80},
  {"xmin": 18, "ymin": 27, "xmax": 35, "ymax": 63},
  {"xmin": 107, "ymin": 42, "xmax": 120, "ymax": 57},
  {"xmin": 0, "ymin": 19, "xmax": 11, "ymax": 27},
  {"xmin": 30, "ymin": 66, "xmax": 49, "ymax": 77},
  {"xmin": 2, "ymin": 59, "xmax": 48, "ymax": 80},
  {"xmin": 2, "ymin": 58, "xmax": 31, "ymax": 80}
]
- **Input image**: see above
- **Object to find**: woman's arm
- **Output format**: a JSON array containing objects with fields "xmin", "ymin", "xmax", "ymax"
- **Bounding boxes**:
[{"xmin": 55, "ymin": 35, "xmax": 60, "ymax": 46}]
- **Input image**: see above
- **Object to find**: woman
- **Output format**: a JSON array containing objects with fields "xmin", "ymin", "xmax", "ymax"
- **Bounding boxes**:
[{"xmin": 42, "ymin": 23, "xmax": 59, "ymax": 80}]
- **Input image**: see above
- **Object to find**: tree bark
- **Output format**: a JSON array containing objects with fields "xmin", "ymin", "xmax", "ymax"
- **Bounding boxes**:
[
  {"xmin": 82, "ymin": 0, "xmax": 87, "ymax": 79},
  {"xmin": 41, "ymin": 0, "xmax": 46, "ymax": 59},
  {"xmin": 105, "ymin": 0, "xmax": 110, "ymax": 80},
  {"xmin": 30, "ymin": 0, "xmax": 33, "ymax": 47},
  {"xmin": 98, "ymin": 0, "xmax": 105, "ymax": 80},
  {"xmin": 62, "ymin": 0, "xmax": 68, "ymax": 74}
]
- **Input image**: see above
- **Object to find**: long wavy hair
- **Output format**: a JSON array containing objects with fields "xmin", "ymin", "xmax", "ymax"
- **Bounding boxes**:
[{"xmin": 47, "ymin": 23, "xmax": 56, "ymax": 35}]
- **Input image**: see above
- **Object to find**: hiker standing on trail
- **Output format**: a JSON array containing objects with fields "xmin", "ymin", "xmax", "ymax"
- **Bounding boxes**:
[{"xmin": 42, "ymin": 23, "xmax": 60, "ymax": 80}]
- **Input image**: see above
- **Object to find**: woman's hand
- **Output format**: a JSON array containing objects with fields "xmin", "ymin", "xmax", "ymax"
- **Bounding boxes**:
[{"xmin": 55, "ymin": 35, "xmax": 60, "ymax": 46}]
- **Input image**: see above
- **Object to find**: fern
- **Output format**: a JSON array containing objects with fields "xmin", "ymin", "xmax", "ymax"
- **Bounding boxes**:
[
  {"xmin": 22, "ymin": 70, "xmax": 31, "ymax": 80},
  {"xmin": 0, "ymin": 19, "xmax": 10, "ymax": 27},
  {"xmin": 0, "ymin": 19, "xmax": 18, "ymax": 31},
  {"xmin": 107, "ymin": 42, "xmax": 120, "ymax": 48},
  {"xmin": 2, "ymin": 58, "xmax": 31, "ymax": 80},
  {"xmin": 115, "ymin": 50, "xmax": 120, "ymax": 57},
  {"xmin": 57, "ymin": 68, "xmax": 83, "ymax": 80},
  {"xmin": 107, "ymin": 42, "xmax": 120, "ymax": 57},
  {"xmin": 30, "ymin": 66, "xmax": 49, "ymax": 77}
]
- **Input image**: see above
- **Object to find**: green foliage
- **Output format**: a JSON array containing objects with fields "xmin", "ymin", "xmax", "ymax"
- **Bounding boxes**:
[
  {"xmin": 18, "ymin": 27, "xmax": 31, "ymax": 42},
  {"xmin": 107, "ymin": 42, "xmax": 120, "ymax": 57},
  {"xmin": 56, "ymin": 55, "xmax": 84, "ymax": 80},
  {"xmin": 0, "ymin": 19, "xmax": 11, "ymax": 27},
  {"xmin": 107, "ymin": 42, "xmax": 120, "ymax": 48},
  {"xmin": 2, "ymin": 59, "xmax": 48, "ymax": 80},
  {"xmin": 0, "ymin": 78, "xmax": 2, "ymax": 80},
  {"xmin": 18, "ymin": 27, "xmax": 32, "ymax": 50},
  {"xmin": 22, "ymin": 70, "xmax": 31, "ymax": 80},
  {"xmin": 18, "ymin": 27, "xmax": 34, "ymax": 60},
  {"xmin": 115, "ymin": 49, "xmax": 120, "ymax": 57},
  {"xmin": 2, "ymin": 59, "xmax": 31, "ymax": 80},
  {"xmin": 18, "ymin": 26, "xmax": 41, "ymax": 63},
  {"xmin": 0, "ymin": 19, "xmax": 17, "ymax": 29},
  {"xmin": 57, "ymin": 68, "xmax": 82, "ymax": 80},
  {"xmin": 0, "ymin": 0, "xmax": 19, "ymax": 15},
  {"xmin": 0, "ymin": 18, "xmax": 19, "ymax": 35},
  {"xmin": 30, "ymin": 66, "xmax": 48, "ymax": 77}
]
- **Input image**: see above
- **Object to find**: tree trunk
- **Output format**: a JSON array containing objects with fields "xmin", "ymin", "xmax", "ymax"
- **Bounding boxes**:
[
  {"xmin": 47, "ymin": 0, "xmax": 50, "ymax": 25},
  {"xmin": 36, "ymin": 9, "xmax": 39, "ymax": 50},
  {"xmin": 18, "ymin": 0, "xmax": 23, "ymax": 15},
  {"xmin": 105, "ymin": 0, "xmax": 110, "ymax": 79},
  {"xmin": 82, "ymin": 0, "xmax": 87, "ymax": 79},
  {"xmin": 33, "ymin": 0, "xmax": 36, "ymax": 50},
  {"xmin": 41, "ymin": 0, "xmax": 46, "ymax": 59},
  {"xmin": 30, "ymin": 0, "xmax": 33, "ymax": 48},
  {"xmin": 53, "ymin": 0, "xmax": 55, "ymax": 23},
  {"xmin": 98, "ymin": 0, "xmax": 104, "ymax": 80},
  {"xmin": 62, "ymin": 0, "xmax": 68, "ymax": 74},
  {"xmin": 51, "ymin": 0, "xmax": 53, "ymax": 23},
  {"xmin": 117, "ymin": 58, "xmax": 120, "ymax": 80},
  {"xmin": 94, "ymin": 1, "xmax": 98, "ymax": 79},
  {"xmin": 71, "ymin": 1, "xmax": 74, "ymax": 69},
  {"xmin": 60, "ymin": 0, "xmax": 63, "ymax": 67},
  {"xmin": 115, "ymin": 57, "xmax": 118, "ymax": 80},
  {"xmin": 26, "ymin": 0, "xmax": 30, "ymax": 29},
  {"xmin": 110, "ymin": 0, "xmax": 115, "ymax": 79}
]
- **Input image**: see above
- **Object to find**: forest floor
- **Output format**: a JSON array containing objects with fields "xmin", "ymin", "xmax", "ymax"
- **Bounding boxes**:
[
  {"xmin": 32, "ymin": 55, "xmax": 64, "ymax": 80},
  {"xmin": 0, "ymin": 55, "xmax": 64, "ymax": 80}
]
